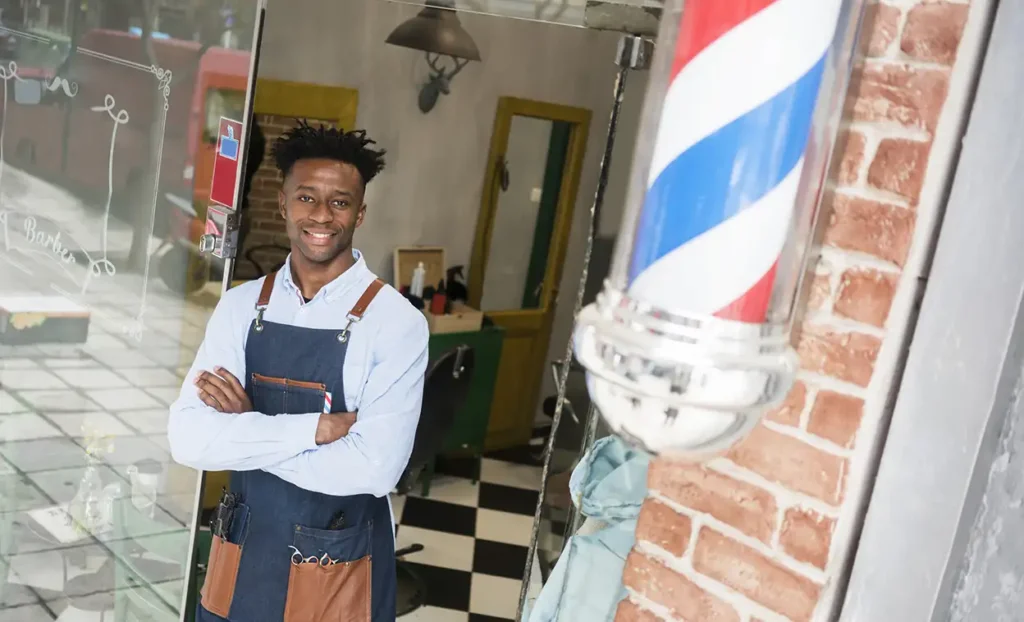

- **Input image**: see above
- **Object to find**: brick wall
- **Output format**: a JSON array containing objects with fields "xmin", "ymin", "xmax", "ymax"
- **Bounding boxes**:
[
  {"xmin": 237, "ymin": 114, "xmax": 336, "ymax": 279},
  {"xmin": 616, "ymin": 2, "xmax": 972, "ymax": 620}
]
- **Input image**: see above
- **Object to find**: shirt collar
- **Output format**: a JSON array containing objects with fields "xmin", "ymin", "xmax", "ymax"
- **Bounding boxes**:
[{"xmin": 280, "ymin": 249, "xmax": 369, "ymax": 302}]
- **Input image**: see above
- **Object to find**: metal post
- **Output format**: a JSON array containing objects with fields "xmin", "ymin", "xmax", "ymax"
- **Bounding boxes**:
[{"xmin": 516, "ymin": 33, "xmax": 652, "ymax": 622}]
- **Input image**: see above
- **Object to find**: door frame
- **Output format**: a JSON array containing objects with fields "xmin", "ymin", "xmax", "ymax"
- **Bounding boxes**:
[
  {"xmin": 468, "ymin": 96, "xmax": 591, "ymax": 448},
  {"xmin": 182, "ymin": 2, "xmax": 269, "ymax": 618},
  {"xmin": 252, "ymin": 78, "xmax": 359, "ymax": 131},
  {"xmin": 468, "ymin": 97, "xmax": 591, "ymax": 311}
]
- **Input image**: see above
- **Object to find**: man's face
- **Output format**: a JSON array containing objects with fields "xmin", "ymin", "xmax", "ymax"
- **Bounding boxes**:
[{"xmin": 278, "ymin": 159, "xmax": 366, "ymax": 265}]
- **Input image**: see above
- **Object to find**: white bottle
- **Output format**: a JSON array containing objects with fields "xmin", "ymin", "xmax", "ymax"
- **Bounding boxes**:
[{"xmin": 411, "ymin": 262, "xmax": 426, "ymax": 298}]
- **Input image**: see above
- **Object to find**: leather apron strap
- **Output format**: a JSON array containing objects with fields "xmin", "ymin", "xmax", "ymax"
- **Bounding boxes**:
[
  {"xmin": 348, "ymin": 279, "xmax": 385, "ymax": 320},
  {"xmin": 257, "ymin": 271, "xmax": 276, "ymax": 308},
  {"xmin": 253, "ymin": 271, "xmax": 386, "ymax": 337}
]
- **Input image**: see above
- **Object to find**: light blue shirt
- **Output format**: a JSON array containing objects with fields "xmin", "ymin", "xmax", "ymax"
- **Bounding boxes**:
[{"xmin": 167, "ymin": 250, "xmax": 429, "ymax": 499}]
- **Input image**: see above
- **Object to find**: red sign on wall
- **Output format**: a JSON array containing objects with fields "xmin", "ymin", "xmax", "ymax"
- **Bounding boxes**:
[{"xmin": 210, "ymin": 117, "xmax": 243, "ymax": 209}]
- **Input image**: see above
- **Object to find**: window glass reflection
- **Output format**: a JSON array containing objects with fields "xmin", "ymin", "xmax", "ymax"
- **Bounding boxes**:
[{"xmin": 0, "ymin": 2, "xmax": 257, "ymax": 619}]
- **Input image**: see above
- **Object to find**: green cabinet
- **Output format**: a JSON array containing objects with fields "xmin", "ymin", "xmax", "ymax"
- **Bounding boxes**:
[{"xmin": 427, "ymin": 324, "xmax": 505, "ymax": 457}]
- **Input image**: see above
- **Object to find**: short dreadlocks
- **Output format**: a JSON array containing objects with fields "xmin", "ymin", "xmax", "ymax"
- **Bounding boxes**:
[{"xmin": 272, "ymin": 121, "xmax": 386, "ymax": 186}]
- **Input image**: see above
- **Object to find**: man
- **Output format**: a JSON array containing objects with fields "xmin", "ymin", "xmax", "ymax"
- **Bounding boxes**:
[{"xmin": 168, "ymin": 122, "xmax": 428, "ymax": 622}]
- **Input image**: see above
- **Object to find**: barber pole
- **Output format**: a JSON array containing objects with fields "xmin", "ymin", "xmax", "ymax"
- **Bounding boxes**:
[
  {"xmin": 630, "ymin": 0, "xmax": 841, "ymax": 319},
  {"xmin": 574, "ymin": 0, "xmax": 857, "ymax": 457},
  {"xmin": 323, "ymin": 392, "xmax": 333, "ymax": 415}
]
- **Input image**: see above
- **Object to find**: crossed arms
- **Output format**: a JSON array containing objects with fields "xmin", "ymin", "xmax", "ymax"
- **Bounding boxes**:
[{"xmin": 166, "ymin": 292, "xmax": 429, "ymax": 498}]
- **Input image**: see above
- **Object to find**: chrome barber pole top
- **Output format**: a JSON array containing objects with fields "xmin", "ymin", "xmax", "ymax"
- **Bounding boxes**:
[{"xmin": 575, "ymin": 0, "xmax": 855, "ymax": 457}]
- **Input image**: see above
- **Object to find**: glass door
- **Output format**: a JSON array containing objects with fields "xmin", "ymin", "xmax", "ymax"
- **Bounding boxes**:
[{"xmin": 0, "ymin": 1, "xmax": 261, "ymax": 619}]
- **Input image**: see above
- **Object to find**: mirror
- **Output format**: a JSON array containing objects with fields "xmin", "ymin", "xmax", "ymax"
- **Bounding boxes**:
[{"xmin": 479, "ymin": 115, "xmax": 572, "ymax": 312}]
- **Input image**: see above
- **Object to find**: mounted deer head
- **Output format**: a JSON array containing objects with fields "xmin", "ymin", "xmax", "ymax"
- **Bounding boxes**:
[{"xmin": 419, "ymin": 52, "xmax": 472, "ymax": 113}]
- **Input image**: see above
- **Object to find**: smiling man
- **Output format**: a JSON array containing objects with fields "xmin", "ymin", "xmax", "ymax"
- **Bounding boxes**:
[{"xmin": 168, "ymin": 122, "xmax": 428, "ymax": 622}]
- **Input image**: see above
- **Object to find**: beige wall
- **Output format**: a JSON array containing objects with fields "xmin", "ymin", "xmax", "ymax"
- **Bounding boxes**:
[{"xmin": 259, "ymin": 0, "xmax": 647, "ymax": 420}]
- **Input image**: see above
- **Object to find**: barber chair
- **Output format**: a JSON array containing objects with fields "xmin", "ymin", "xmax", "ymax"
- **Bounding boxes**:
[{"xmin": 395, "ymin": 344, "xmax": 476, "ymax": 616}]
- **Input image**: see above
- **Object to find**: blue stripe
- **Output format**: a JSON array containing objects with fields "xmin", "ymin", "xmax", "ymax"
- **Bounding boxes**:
[{"xmin": 628, "ymin": 55, "xmax": 827, "ymax": 285}]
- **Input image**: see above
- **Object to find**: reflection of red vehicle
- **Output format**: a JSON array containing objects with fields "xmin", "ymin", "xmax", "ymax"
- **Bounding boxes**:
[
  {"xmin": 161, "ymin": 44, "xmax": 250, "ymax": 294},
  {"xmin": 4, "ymin": 28, "xmax": 249, "ymax": 241},
  {"xmin": 3, "ymin": 28, "xmax": 251, "ymax": 292},
  {"xmin": 187, "ymin": 47, "xmax": 250, "ymax": 210}
]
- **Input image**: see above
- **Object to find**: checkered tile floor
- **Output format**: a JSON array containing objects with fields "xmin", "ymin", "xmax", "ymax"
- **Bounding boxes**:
[{"xmin": 392, "ymin": 447, "xmax": 545, "ymax": 621}]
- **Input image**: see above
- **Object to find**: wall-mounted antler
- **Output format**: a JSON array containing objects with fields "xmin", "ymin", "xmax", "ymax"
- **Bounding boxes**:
[
  {"xmin": 418, "ymin": 52, "xmax": 473, "ymax": 112},
  {"xmin": 425, "ymin": 52, "xmax": 471, "ymax": 85}
]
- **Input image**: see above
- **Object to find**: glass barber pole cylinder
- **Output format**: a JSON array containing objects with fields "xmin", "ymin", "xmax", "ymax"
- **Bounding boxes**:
[{"xmin": 574, "ymin": 0, "xmax": 868, "ymax": 457}]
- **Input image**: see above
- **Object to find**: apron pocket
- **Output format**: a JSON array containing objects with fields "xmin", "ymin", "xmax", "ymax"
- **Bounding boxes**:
[
  {"xmin": 251, "ymin": 373, "xmax": 328, "ymax": 415},
  {"xmin": 200, "ymin": 536, "xmax": 243, "ymax": 618},
  {"xmin": 284, "ymin": 522, "xmax": 373, "ymax": 622},
  {"xmin": 284, "ymin": 556, "xmax": 371, "ymax": 622}
]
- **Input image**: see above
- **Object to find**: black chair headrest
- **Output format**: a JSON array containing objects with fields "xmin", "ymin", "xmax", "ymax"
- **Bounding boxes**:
[{"xmin": 405, "ymin": 345, "xmax": 476, "ymax": 472}]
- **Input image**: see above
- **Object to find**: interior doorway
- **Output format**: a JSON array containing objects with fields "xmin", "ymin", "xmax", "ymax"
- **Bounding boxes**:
[{"xmin": 468, "ymin": 96, "xmax": 591, "ymax": 450}]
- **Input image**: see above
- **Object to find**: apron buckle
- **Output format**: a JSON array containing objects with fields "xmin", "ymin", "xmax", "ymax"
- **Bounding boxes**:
[
  {"xmin": 254, "ymin": 305, "xmax": 267, "ymax": 333},
  {"xmin": 337, "ymin": 313, "xmax": 360, "ymax": 343}
]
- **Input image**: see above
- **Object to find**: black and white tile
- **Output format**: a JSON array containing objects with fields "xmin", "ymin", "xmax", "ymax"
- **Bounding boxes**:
[{"xmin": 392, "ymin": 451, "xmax": 545, "ymax": 621}]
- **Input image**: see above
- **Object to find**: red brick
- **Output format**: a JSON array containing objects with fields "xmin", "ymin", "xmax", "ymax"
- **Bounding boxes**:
[
  {"xmin": 767, "ymin": 380, "xmax": 807, "ymax": 427},
  {"xmin": 726, "ymin": 425, "xmax": 846, "ymax": 505},
  {"xmin": 901, "ymin": 2, "xmax": 970, "ymax": 65},
  {"xmin": 796, "ymin": 324, "xmax": 881, "ymax": 388},
  {"xmin": 851, "ymin": 63, "xmax": 950, "ymax": 133},
  {"xmin": 252, "ymin": 219, "xmax": 280, "ymax": 231},
  {"xmin": 779, "ymin": 508, "xmax": 836, "ymax": 570},
  {"xmin": 649, "ymin": 460, "xmax": 777, "ymax": 543},
  {"xmin": 622, "ymin": 551, "xmax": 740, "ymax": 622},
  {"xmin": 837, "ymin": 130, "xmax": 866, "ymax": 185},
  {"xmin": 614, "ymin": 599, "xmax": 662, "ymax": 622},
  {"xmin": 808, "ymin": 391, "xmax": 865, "ymax": 449},
  {"xmin": 860, "ymin": 3, "xmax": 901, "ymax": 57},
  {"xmin": 635, "ymin": 499, "xmax": 692, "ymax": 557},
  {"xmin": 693, "ymin": 528, "xmax": 821, "ymax": 621},
  {"xmin": 823, "ymin": 193, "xmax": 916, "ymax": 267},
  {"xmin": 834, "ymin": 268, "xmax": 899, "ymax": 327},
  {"xmin": 868, "ymin": 138, "xmax": 931, "ymax": 204}
]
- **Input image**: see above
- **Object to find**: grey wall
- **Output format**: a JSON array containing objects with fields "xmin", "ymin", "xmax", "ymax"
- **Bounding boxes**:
[
  {"xmin": 836, "ymin": 0, "xmax": 1017, "ymax": 618},
  {"xmin": 947, "ymin": 365, "xmax": 1024, "ymax": 622},
  {"xmin": 260, "ymin": 0, "xmax": 648, "ymax": 421}
]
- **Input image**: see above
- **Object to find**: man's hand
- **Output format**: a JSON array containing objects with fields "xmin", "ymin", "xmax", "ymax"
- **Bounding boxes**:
[
  {"xmin": 195, "ymin": 367, "xmax": 253, "ymax": 414},
  {"xmin": 315, "ymin": 412, "xmax": 357, "ymax": 445}
]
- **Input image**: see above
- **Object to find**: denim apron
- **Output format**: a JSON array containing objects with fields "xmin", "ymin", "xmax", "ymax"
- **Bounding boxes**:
[{"xmin": 197, "ymin": 272, "xmax": 397, "ymax": 622}]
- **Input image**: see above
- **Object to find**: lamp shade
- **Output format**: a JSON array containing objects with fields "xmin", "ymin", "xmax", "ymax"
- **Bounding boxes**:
[{"xmin": 385, "ymin": 0, "xmax": 482, "ymax": 61}]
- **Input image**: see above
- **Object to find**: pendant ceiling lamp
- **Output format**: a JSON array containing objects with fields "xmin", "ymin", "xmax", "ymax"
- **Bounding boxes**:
[{"xmin": 385, "ymin": 0, "xmax": 481, "ymax": 113}]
